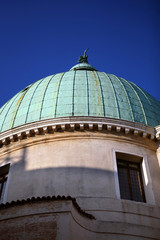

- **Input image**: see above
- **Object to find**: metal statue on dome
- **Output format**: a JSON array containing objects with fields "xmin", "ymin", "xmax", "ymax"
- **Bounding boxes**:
[{"xmin": 78, "ymin": 48, "xmax": 89, "ymax": 63}]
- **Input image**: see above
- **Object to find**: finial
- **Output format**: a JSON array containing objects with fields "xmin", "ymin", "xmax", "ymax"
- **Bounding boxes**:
[{"xmin": 78, "ymin": 48, "xmax": 89, "ymax": 63}]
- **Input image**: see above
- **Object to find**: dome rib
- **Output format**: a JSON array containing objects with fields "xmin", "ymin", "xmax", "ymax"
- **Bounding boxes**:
[
  {"xmin": 12, "ymin": 80, "xmax": 41, "ymax": 128},
  {"xmin": 128, "ymin": 81, "xmax": 159, "ymax": 126},
  {"xmin": 40, "ymin": 75, "xmax": 55, "ymax": 120},
  {"xmin": 88, "ymin": 71, "xmax": 104, "ymax": 116},
  {"xmin": 33, "ymin": 76, "xmax": 55, "ymax": 122},
  {"xmin": 121, "ymin": 78, "xmax": 148, "ymax": 125},
  {"xmin": 74, "ymin": 70, "xmax": 88, "ymax": 117},
  {"xmin": 101, "ymin": 72, "xmax": 119, "ymax": 118},
  {"xmin": 105, "ymin": 74, "xmax": 121, "ymax": 119},
  {"xmin": 24, "ymin": 78, "xmax": 44, "ymax": 125},
  {"xmin": 0, "ymin": 101, "xmax": 9, "ymax": 116},
  {"xmin": 118, "ymin": 77, "xmax": 146, "ymax": 125},
  {"xmin": 40, "ymin": 73, "xmax": 65, "ymax": 120},
  {"xmin": 0, "ymin": 100, "xmax": 11, "ymax": 131},
  {"xmin": 10, "ymin": 89, "xmax": 31, "ymax": 129},
  {"xmin": 96, "ymin": 72, "xmax": 105, "ymax": 116},
  {"xmin": 54, "ymin": 73, "xmax": 65, "ymax": 117},
  {"xmin": 143, "ymin": 90, "xmax": 160, "ymax": 125},
  {"xmin": 114, "ymin": 75, "xmax": 134, "ymax": 122},
  {"xmin": 0, "ymin": 92, "xmax": 22, "ymax": 132},
  {"xmin": 86, "ymin": 71, "xmax": 90, "ymax": 116},
  {"xmin": 72, "ymin": 71, "xmax": 76, "ymax": 116}
]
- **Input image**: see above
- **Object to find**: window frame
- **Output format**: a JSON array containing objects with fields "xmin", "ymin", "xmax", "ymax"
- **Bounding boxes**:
[
  {"xmin": 0, "ymin": 163, "xmax": 10, "ymax": 203},
  {"xmin": 117, "ymin": 158, "xmax": 146, "ymax": 202},
  {"xmin": 113, "ymin": 149, "xmax": 155, "ymax": 205}
]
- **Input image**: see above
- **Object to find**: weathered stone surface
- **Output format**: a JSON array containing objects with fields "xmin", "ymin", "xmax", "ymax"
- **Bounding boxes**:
[{"xmin": 0, "ymin": 117, "xmax": 160, "ymax": 239}]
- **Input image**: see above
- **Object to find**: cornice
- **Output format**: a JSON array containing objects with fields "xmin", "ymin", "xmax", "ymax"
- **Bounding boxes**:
[
  {"xmin": 155, "ymin": 125, "xmax": 160, "ymax": 140},
  {"xmin": 0, "ymin": 117, "xmax": 156, "ymax": 148}
]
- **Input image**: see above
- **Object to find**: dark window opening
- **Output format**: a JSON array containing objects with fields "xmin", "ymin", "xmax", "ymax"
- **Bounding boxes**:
[
  {"xmin": 117, "ymin": 156, "xmax": 146, "ymax": 203},
  {"xmin": 0, "ymin": 164, "xmax": 10, "ymax": 203}
]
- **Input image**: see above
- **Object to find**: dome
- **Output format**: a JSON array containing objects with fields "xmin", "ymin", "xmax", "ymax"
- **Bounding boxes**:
[
  {"xmin": 1, "ymin": 53, "xmax": 160, "ymax": 240},
  {"xmin": 0, "ymin": 62, "xmax": 160, "ymax": 133}
]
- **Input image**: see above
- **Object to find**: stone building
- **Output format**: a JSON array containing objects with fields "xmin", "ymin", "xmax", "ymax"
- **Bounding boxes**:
[{"xmin": 0, "ymin": 53, "xmax": 160, "ymax": 239}]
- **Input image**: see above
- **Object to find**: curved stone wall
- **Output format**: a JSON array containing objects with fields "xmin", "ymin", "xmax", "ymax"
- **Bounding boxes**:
[
  {"xmin": 0, "ymin": 197, "xmax": 160, "ymax": 240},
  {"xmin": 0, "ymin": 117, "xmax": 160, "ymax": 239}
]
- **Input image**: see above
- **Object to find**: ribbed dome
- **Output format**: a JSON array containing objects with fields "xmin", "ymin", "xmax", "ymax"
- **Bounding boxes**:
[{"xmin": 0, "ymin": 63, "xmax": 160, "ymax": 133}]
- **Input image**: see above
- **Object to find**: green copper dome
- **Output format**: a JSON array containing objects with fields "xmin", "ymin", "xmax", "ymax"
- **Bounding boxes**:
[{"xmin": 0, "ymin": 62, "xmax": 160, "ymax": 133}]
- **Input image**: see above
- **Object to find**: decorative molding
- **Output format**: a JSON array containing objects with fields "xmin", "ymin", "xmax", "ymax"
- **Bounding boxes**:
[
  {"xmin": 80, "ymin": 123, "xmax": 84, "ymax": 130},
  {"xmin": 70, "ymin": 123, "xmax": 75, "ymax": 130},
  {"xmin": 142, "ymin": 132, "xmax": 147, "ymax": 138},
  {"xmin": 125, "ymin": 128, "xmax": 130, "ymax": 134},
  {"xmin": 61, "ymin": 124, "xmax": 65, "ymax": 131},
  {"xmin": 134, "ymin": 130, "xmax": 139, "ymax": 136},
  {"xmin": 98, "ymin": 124, "xmax": 102, "ymax": 131},
  {"xmin": 89, "ymin": 123, "xmax": 93, "ymax": 130},
  {"xmin": 0, "ymin": 117, "xmax": 157, "ymax": 148},
  {"xmin": 52, "ymin": 125, "xmax": 57, "ymax": 132},
  {"xmin": 107, "ymin": 125, "xmax": 112, "ymax": 131},
  {"xmin": 116, "ymin": 126, "xmax": 121, "ymax": 132},
  {"xmin": 156, "ymin": 125, "xmax": 160, "ymax": 140},
  {"xmin": 0, "ymin": 195, "xmax": 95, "ymax": 220}
]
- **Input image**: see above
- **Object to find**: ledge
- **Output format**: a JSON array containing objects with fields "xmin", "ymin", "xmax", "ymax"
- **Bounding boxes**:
[
  {"xmin": 0, "ymin": 117, "xmax": 156, "ymax": 148},
  {"xmin": 155, "ymin": 125, "xmax": 160, "ymax": 140},
  {"xmin": 0, "ymin": 195, "xmax": 95, "ymax": 220}
]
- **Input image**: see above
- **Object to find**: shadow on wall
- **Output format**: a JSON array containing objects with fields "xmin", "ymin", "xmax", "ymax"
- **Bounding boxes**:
[
  {"xmin": 1, "ymin": 147, "xmax": 160, "ymax": 240},
  {"xmin": 2, "ymin": 145, "xmax": 159, "ymax": 205},
  {"xmin": 3, "ymin": 147, "xmax": 115, "ymax": 202}
]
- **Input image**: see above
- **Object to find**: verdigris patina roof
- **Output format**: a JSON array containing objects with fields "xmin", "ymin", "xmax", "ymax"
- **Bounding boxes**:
[{"xmin": 0, "ymin": 61, "xmax": 160, "ymax": 133}]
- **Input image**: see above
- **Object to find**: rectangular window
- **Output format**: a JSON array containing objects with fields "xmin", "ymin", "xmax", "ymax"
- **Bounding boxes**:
[
  {"xmin": 116, "ymin": 153, "xmax": 146, "ymax": 203},
  {"xmin": 0, "ymin": 164, "xmax": 10, "ymax": 203}
]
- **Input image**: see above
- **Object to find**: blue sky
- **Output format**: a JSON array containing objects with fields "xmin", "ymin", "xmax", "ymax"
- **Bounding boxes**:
[{"xmin": 0, "ymin": 0, "xmax": 160, "ymax": 108}]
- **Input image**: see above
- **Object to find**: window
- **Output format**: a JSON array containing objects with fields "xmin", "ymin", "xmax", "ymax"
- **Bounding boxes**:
[
  {"xmin": 0, "ymin": 164, "xmax": 10, "ymax": 203},
  {"xmin": 116, "ymin": 153, "xmax": 146, "ymax": 203}
]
